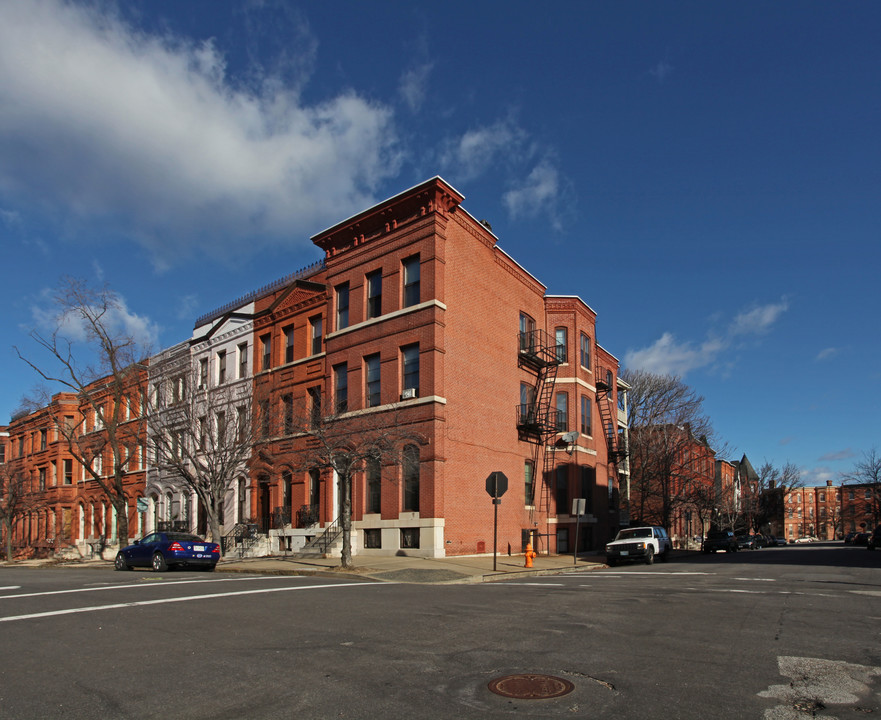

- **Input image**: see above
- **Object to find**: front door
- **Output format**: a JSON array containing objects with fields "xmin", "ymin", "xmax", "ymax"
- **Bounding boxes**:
[{"xmin": 259, "ymin": 483, "xmax": 271, "ymax": 532}]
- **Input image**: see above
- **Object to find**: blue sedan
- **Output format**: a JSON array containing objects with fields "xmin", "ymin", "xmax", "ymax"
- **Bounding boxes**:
[{"xmin": 115, "ymin": 532, "xmax": 220, "ymax": 572}]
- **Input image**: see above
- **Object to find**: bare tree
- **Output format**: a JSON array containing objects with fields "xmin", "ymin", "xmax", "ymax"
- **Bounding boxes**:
[
  {"xmin": 0, "ymin": 462, "xmax": 42, "ymax": 561},
  {"xmin": 755, "ymin": 460, "xmax": 803, "ymax": 536},
  {"xmin": 842, "ymin": 447, "xmax": 881, "ymax": 528},
  {"xmin": 16, "ymin": 278, "xmax": 150, "ymax": 547},
  {"xmin": 621, "ymin": 369, "xmax": 720, "ymax": 530},
  {"xmin": 148, "ymin": 367, "xmax": 257, "ymax": 551},
  {"xmin": 283, "ymin": 397, "xmax": 425, "ymax": 570}
]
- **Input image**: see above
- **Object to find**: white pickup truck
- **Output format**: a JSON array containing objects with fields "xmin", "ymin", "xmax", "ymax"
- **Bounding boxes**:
[{"xmin": 605, "ymin": 526, "xmax": 672, "ymax": 566}]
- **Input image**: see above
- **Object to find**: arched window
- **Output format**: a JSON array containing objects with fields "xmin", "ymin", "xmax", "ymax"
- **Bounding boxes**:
[{"xmin": 402, "ymin": 444, "xmax": 420, "ymax": 512}]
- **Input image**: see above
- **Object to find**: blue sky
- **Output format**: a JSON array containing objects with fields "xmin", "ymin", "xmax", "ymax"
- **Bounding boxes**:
[{"xmin": 1, "ymin": 1, "xmax": 879, "ymax": 485}]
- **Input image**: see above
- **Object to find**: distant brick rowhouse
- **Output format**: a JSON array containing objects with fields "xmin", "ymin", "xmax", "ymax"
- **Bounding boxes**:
[{"xmin": 2, "ymin": 176, "xmax": 629, "ymax": 559}]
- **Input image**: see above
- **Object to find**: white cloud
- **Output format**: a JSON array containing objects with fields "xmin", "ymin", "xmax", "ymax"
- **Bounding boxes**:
[
  {"xmin": 502, "ymin": 162, "xmax": 563, "ymax": 230},
  {"xmin": 817, "ymin": 448, "xmax": 856, "ymax": 462},
  {"xmin": 30, "ymin": 288, "xmax": 160, "ymax": 350},
  {"xmin": 439, "ymin": 119, "xmax": 528, "ymax": 182},
  {"xmin": 399, "ymin": 62, "xmax": 433, "ymax": 113},
  {"xmin": 649, "ymin": 60, "xmax": 673, "ymax": 82},
  {"xmin": 0, "ymin": 0, "xmax": 401, "ymax": 266},
  {"xmin": 816, "ymin": 347, "xmax": 839, "ymax": 361},
  {"xmin": 729, "ymin": 299, "xmax": 789, "ymax": 336},
  {"xmin": 624, "ymin": 299, "xmax": 790, "ymax": 376}
]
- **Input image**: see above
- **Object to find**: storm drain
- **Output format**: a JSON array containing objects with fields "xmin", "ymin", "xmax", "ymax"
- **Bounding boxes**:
[{"xmin": 487, "ymin": 674, "xmax": 575, "ymax": 700}]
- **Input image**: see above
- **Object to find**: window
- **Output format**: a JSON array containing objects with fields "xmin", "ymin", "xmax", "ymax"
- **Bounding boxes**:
[
  {"xmin": 336, "ymin": 283, "xmax": 350, "ymax": 330},
  {"xmin": 849, "ymin": 490, "xmax": 855, "ymax": 500},
  {"xmin": 284, "ymin": 326, "xmax": 294, "ymax": 364},
  {"xmin": 402, "ymin": 444, "xmax": 420, "ymax": 512},
  {"xmin": 217, "ymin": 351, "xmax": 227, "ymax": 384},
  {"xmin": 236, "ymin": 406, "xmax": 247, "ymax": 443},
  {"xmin": 308, "ymin": 387, "xmax": 322, "ymax": 428},
  {"xmin": 216, "ymin": 411, "xmax": 227, "ymax": 443},
  {"xmin": 63, "ymin": 459, "xmax": 73, "ymax": 485},
  {"xmin": 402, "ymin": 255, "xmax": 420, "ymax": 307},
  {"xmin": 261, "ymin": 334, "xmax": 272, "ymax": 371},
  {"xmin": 555, "ymin": 465, "xmax": 568, "ymax": 514},
  {"xmin": 366, "ymin": 270, "xmax": 382, "ymax": 319},
  {"xmin": 580, "ymin": 395, "xmax": 591, "ymax": 436},
  {"xmin": 819, "ymin": 491, "xmax": 825, "ymax": 502},
  {"xmin": 401, "ymin": 344, "xmax": 419, "ymax": 397},
  {"xmin": 199, "ymin": 416, "xmax": 207, "ymax": 451},
  {"xmin": 310, "ymin": 316, "xmax": 323, "ymax": 355},
  {"xmin": 40, "ymin": 429, "xmax": 47, "ymax": 451},
  {"xmin": 0, "ymin": 443, "xmax": 5, "ymax": 464},
  {"xmin": 153, "ymin": 382, "xmax": 163, "ymax": 409},
  {"xmin": 259, "ymin": 399, "xmax": 270, "ymax": 438},
  {"xmin": 172, "ymin": 375, "xmax": 186, "ymax": 404},
  {"xmin": 524, "ymin": 460, "xmax": 534, "ymax": 507},
  {"xmin": 39, "ymin": 467, "xmax": 46, "ymax": 491},
  {"xmin": 238, "ymin": 343, "xmax": 248, "ymax": 378},
  {"xmin": 580, "ymin": 333, "xmax": 591, "ymax": 370},
  {"xmin": 400, "ymin": 528, "xmax": 420, "ymax": 549},
  {"xmin": 364, "ymin": 528, "xmax": 382, "ymax": 548},
  {"xmin": 520, "ymin": 383, "xmax": 536, "ymax": 425},
  {"xmin": 366, "ymin": 456, "xmax": 381, "ymax": 514},
  {"xmin": 334, "ymin": 364, "xmax": 348, "ymax": 414},
  {"xmin": 365, "ymin": 354, "xmax": 381, "ymax": 408},
  {"xmin": 580, "ymin": 466, "xmax": 595, "ymax": 514},
  {"xmin": 519, "ymin": 313, "xmax": 536, "ymax": 352},
  {"xmin": 555, "ymin": 392, "xmax": 568, "ymax": 432},
  {"xmin": 555, "ymin": 328, "xmax": 567, "ymax": 363},
  {"xmin": 199, "ymin": 358, "xmax": 208, "ymax": 388},
  {"xmin": 282, "ymin": 394, "xmax": 294, "ymax": 435}
]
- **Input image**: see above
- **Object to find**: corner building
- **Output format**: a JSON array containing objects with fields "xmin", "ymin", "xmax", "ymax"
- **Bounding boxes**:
[{"xmin": 253, "ymin": 177, "xmax": 625, "ymax": 558}]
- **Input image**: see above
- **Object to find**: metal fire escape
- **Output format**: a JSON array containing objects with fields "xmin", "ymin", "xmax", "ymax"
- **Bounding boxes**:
[
  {"xmin": 595, "ymin": 368, "xmax": 628, "ymax": 466},
  {"xmin": 515, "ymin": 329, "xmax": 561, "ymax": 547}
]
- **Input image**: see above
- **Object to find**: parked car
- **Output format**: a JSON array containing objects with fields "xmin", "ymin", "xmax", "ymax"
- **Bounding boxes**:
[
  {"xmin": 791, "ymin": 536, "xmax": 817, "ymax": 544},
  {"xmin": 773, "ymin": 536, "xmax": 788, "ymax": 546},
  {"xmin": 736, "ymin": 535, "xmax": 759, "ymax": 550},
  {"xmin": 115, "ymin": 532, "xmax": 220, "ymax": 572},
  {"xmin": 866, "ymin": 526, "xmax": 881, "ymax": 551},
  {"xmin": 843, "ymin": 532, "xmax": 857, "ymax": 544},
  {"xmin": 853, "ymin": 532, "xmax": 871, "ymax": 546},
  {"xmin": 754, "ymin": 535, "xmax": 770, "ymax": 548},
  {"xmin": 703, "ymin": 530, "xmax": 738, "ymax": 553},
  {"xmin": 605, "ymin": 526, "xmax": 672, "ymax": 566}
]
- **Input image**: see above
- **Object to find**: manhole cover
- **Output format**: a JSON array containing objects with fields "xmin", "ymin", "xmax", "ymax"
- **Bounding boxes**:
[{"xmin": 487, "ymin": 674, "xmax": 575, "ymax": 700}]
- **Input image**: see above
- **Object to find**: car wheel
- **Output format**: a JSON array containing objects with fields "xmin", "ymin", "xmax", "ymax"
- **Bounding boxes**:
[
  {"xmin": 152, "ymin": 552, "xmax": 168, "ymax": 572},
  {"xmin": 645, "ymin": 546, "xmax": 655, "ymax": 565},
  {"xmin": 607, "ymin": 558, "xmax": 617, "ymax": 567},
  {"xmin": 114, "ymin": 552, "xmax": 131, "ymax": 571}
]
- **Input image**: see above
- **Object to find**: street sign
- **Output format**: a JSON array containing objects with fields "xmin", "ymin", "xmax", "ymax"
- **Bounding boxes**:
[
  {"xmin": 136, "ymin": 497, "xmax": 148, "ymax": 513},
  {"xmin": 571, "ymin": 498, "xmax": 586, "ymax": 517},
  {"xmin": 485, "ymin": 471, "xmax": 508, "ymax": 499}
]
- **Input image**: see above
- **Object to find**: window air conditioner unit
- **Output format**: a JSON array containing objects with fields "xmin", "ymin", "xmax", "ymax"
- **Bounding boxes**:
[{"xmin": 401, "ymin": 388, "xmax": 417, "ymax": 400}]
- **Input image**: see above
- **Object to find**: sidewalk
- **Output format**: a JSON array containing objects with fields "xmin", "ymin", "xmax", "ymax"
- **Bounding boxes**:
[
  {"xmin": 2, "ymin": 551, "xmax": 610, "ymax": 584},
  {"xmin": 215, "ymin": 551, "xmax": 609, "ymax": 584}
]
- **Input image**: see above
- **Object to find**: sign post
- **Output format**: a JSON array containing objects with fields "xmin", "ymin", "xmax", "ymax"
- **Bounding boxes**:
[
  {"xmin": 571, "ymin": 498, "xmax": 586, "ymax": 565},
  {"xmin": 486, "ymin": 471, "xmax": 508, "ymax": 572}
]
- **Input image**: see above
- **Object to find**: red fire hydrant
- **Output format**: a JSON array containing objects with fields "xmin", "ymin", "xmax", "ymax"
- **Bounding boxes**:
[{"xmin": 524, "ymin": 543, "xmax": 537, "ymax": 568}]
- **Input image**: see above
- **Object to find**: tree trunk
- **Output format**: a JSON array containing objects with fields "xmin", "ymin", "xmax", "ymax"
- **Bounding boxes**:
[
  {"xmin": 340, "ymin": 472, "xmax": 353, "ymax": 569},
  {"xmin": 3, "ymin": 517, "xmax": 11, "ymax": 562},
  {"xmin": 112, "ymin": 493, "xmax": 129, "ymax": 548}
]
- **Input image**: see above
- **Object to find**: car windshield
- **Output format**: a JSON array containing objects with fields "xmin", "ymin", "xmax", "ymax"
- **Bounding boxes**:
[
  {"xmin": 616, "ymin": 528, "xmax": 652, "ymax": 540},
  {"xmin": 708, "ymin": 531, "xmax": 728, "ymax": 539}
]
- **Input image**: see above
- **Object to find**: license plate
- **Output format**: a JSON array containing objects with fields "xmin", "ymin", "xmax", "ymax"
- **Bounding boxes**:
[
  {"xmin": 620, "ymin": 550, "xmax": 629, "ymax": 556},
  {"xmin": 193, "ymin": 545, "xmax": 205, "ymax": 551}
]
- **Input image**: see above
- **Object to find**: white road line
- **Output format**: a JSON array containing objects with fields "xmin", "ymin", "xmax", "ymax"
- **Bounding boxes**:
[
  {"xmin": 0, "ymin": 575, "xmax": 295, "ymax": 601},
  {"xmin": 732, "ymin": 577, "xmax": 776, "ymax": 582},
  {"xmin": 0, "ymin": 581, "xmax": 385, "ymax": 623},
  {"xmin": 487, "ymin": 583, "xmax": 565, "ymax": 587},
  {"xmin": 0, "ymin": 586, "xmax": 21, "ymax": 591},
  {"xmin": 594, "ymin": 571, "xmax": 711, "ymax": 576}
]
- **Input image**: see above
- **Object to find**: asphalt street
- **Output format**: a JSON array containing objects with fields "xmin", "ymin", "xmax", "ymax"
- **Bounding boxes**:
[{"xmin": 0, "ymin": 543, "xmax": 878, "ymax": 719}]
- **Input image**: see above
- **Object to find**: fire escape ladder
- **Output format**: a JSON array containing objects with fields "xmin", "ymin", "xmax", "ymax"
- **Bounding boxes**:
[
  {"xmin": 595, "ymin": 373, "xmax": 623, "ymax": 465},
  {"xmin": 536, "ymin": 362, "xmax": 559, "ymax": 525}
]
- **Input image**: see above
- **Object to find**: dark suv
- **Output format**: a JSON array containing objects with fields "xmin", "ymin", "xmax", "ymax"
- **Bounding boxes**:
[
  {"xmin": 867, "ymin": 525, "xmax": 881, "ymax": 551},
  {"xmin": 703, "ymin": 530, "xmax": 738, "ymax": 553}
]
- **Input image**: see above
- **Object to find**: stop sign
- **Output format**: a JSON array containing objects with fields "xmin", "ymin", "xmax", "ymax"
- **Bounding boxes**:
[{"xmin": 485, "ymin": 471, "xmax": 508, "ymax": 499}]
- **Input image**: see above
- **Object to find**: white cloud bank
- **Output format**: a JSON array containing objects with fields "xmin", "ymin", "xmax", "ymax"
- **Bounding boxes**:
[
  {"xmin": 624, "ymin": 299, "xmax": 790, "ymax": 376},
  {"xmin": 0, "ymin": 0, "xmax": 401, "ymax": 266}
]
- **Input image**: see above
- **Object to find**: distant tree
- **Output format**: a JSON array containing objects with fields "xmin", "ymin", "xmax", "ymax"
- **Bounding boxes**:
[
  {"xmin": 15, "ymin": 278, "xmax": 150, "ymax": 548},
  {"xmin": 0, "ymin": 461, "xmax": 42, "ymax": 561},
  {"xmin": 755, "ymin": 460, "xmax": 803, "ymax": 535},
  {"xmin": 282, "ymin": 395, "xmax": 425, "ymax": 570},
  {"xmin": 621, "ymin": 369, "xmax": 721, "ymax": 530},
  {"xmin": 842, "ymin": 447, "xmax": 881, "ymax": 528},
  {"xmin": 148, "ymin": 365, "xmax": 259, "ymax": 552}
]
